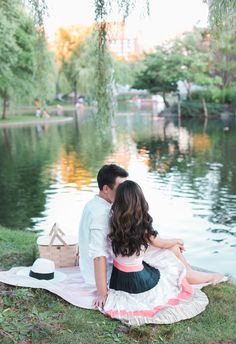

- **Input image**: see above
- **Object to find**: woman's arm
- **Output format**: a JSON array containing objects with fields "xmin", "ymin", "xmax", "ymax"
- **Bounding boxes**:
[{"xmin": 149, "ymin": 235, "xmax": 185, "ymax": 251}]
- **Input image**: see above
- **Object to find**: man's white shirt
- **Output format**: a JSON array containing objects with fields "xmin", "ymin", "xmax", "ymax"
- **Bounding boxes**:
[{"xmin": 78, "ymin": 195, "xmax": 112, "ymax": 285}]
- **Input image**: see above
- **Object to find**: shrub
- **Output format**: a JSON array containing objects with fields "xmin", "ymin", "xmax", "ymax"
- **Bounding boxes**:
[
  {"xmin": 224, "ymin": 86, "xmax": 236, "ymax": 107},
  {"xmin": 171, "ymin": 100, "xmax": 225, "ymax": 117}
]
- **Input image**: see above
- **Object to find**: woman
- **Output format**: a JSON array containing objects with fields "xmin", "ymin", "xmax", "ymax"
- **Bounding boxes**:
[{"xmin": 101, "ymin": 180, "xmax": 227, "ymax": 326}]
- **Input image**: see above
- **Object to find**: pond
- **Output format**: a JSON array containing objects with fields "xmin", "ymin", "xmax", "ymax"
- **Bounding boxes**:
[{"xmin": 0, "ymin": 105, "xmax": 236, "ymax": 277}]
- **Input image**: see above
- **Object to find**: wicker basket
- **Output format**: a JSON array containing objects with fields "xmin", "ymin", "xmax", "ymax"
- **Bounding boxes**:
[{"xmin": 37, "ymin": 223, "xmax": 79, "ymax": 268}]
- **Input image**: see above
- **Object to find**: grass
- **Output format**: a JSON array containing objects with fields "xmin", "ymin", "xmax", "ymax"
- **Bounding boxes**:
[
  {"xmin": 0, "ymin": 225, "xmax": 236, "ymax": 344},
  {"xmin": 0, "ymin": 103, "xmax": 75, "ymax": 125},
  {"xmin": 0, "ymin": 115, "xmax": 72, "ymax": 125}
]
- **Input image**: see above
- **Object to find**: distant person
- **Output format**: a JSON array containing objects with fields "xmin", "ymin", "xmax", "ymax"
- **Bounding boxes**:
[
  {"xmin": 75, "ymin": 96, "xmax": 85, "ymax": 116},
  {"xmin": 103, "ymin": 180, "xmax": 228, "ymax": 325},
  {"xmin": 41, "ymin": 109, "xmax": 50, "ymax": 119},
  {"xmin": 152, "ymin": 94, "xmax": 165, "ymax": 115},
  {"xmin": 34, "ymin": 98, "xmax": 42, "ymax": 117},
  {"xmin": 56, "ymin": 104, "xmax": 64, "ymax": 116}
]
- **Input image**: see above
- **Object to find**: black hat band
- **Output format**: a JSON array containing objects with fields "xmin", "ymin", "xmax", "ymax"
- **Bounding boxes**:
[{"xmin": 29, "ymin": 270, "xmax": 54, "ymax": 280}]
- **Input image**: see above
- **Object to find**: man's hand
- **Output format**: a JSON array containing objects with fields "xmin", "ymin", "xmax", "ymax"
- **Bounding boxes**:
[
  {"xmin": 94, "ymin": 256, "xmax": 108, "ymax": 309},
  {"xmin": 93, "ymin": 291, "xmax": 108, "ymax": 309}
]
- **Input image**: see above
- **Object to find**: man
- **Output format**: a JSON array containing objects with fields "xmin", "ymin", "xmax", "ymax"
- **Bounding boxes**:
[{"xmin": 78, "ymin": 164, "xmax": 128, "ymax": 308}]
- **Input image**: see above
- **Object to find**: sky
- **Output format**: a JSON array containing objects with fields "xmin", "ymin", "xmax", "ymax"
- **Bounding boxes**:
[{"xmin": 44, "ymin": 0, "xmax": 209, "ymax": 49}]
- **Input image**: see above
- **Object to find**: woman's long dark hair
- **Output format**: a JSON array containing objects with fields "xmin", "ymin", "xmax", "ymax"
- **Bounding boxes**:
[{"xmin": 109, "ymin": 180, "xmax": 157, "ymax": 256}]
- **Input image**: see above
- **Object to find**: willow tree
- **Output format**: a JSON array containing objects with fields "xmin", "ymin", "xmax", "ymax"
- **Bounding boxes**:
[
  {"xmin": 0, "ymin": 0, "xmax": 40, "ymax": 119},
  {"xmin": 205, "ymin": 0, "xmax": 236, "ymax": 29},
  {"xmin": 93, "ymin": 0, "xmax": 149, "ymax": 131}
]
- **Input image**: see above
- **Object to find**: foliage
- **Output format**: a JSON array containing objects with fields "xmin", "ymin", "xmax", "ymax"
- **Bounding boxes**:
[
  {"xmin": 93, "ymin": 0, "xmax": 150, "ymax": 127},
  {"xmin": 55, "ymin": 25, "xmax": 136, "ymax": 116},
  {"xmin": 191, "ymin": 88, "xmax": 222, "ymax": 103},
  {"xmin": 113, "ymin": 59, "xmax": 137, "ymax": 87},
  {"xmin": 171, "ymin": 100, "xmax": 225, "ymax": 117},
  {"xmin": 191, "ymin": 86, "xmax": 236, "ymax": 108},
  {"xmin": 0, "ymin": 0, "xmax": 34, "ymax": 118},
  {"xmin": 26, "ymin": 0, "xmax": 47, "ymax": 25},
  {"xmin": 94, "ymin": 0, "xmax": 149, "ymax": 22},
  {"xmin": 172, "ymin": 29, "xmax": 222, "ymax": 97},
  {"xmin": 31, "ymin": 34, "xmax": 57, "ymax": 103},
  {"xmin": 133, "ymin": 28, "xmax": 221, "ymax": 106},
  {"xmin": 205, "ymin": 0, "xmax": 236, "ymax": 31},
  {"xmin": 210, "ymin": 28, "xmax": 236, "ymax": 89},
  {"xmin": 130, "ymin": 1, "xmax": 236, "ymax": 114},
  {"xmin": 93, "ymin": 22, "xmax": 115, "ymax": 129},
  {"xmin": 0, "ymin": 0, "xmax": 56, "ymax": 118},
  {"xmin": 133, "ymin": 48, "xmax": 183, "ymax": 100},
  {"xmin": 57, "ymin": 27, "xmax": 96, "ymax": 103},
  {"xmin": 54, "ymin": 25, "xmax": 93, "ymax": 65},
  {"xmin": 224, "ymin": 86, "xmax": 236, "ymax": 107}
]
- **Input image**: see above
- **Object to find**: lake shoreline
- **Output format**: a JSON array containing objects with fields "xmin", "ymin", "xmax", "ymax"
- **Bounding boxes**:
[
  {"xmin": 0, "ymin": 116, "xmax": 73, "ymax": 128},
  {"xmin": 0, "ymin": 225, "xmax": 236, "ymax": 343}
]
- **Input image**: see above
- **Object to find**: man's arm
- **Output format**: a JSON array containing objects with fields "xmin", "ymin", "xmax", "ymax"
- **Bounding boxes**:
[
  {"xmin": 89, "ymin": 213, "xmax": 111, "ymax": 308},
  {"xmin": 93, "ymin": 256, "xmax": 108, "ymax": 308}
]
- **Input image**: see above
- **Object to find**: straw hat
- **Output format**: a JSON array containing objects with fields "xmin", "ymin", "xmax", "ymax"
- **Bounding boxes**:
[{"xmin": 16, "ymin": 258, "xmax": 66, "ymax": 282}]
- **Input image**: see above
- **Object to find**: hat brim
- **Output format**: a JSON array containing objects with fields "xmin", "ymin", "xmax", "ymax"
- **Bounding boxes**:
[{"xmin": 16, "ymin": 267, "xmax": 66, "ymax": 283}]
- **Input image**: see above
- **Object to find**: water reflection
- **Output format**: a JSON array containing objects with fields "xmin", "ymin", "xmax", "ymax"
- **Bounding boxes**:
[
  {"xmin": 129, "ymin": 114, "xmax": 236, "ymax": 275},
  {"xmin": 60, "ymin": 150, "xmax": 93, "ymax": 190},
  {"xmin": 0, "ymin": 111, "xmax": 236, "ymax": 276}
]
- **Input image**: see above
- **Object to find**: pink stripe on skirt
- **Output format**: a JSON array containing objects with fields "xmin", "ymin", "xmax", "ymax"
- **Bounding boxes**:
[{"xmin": 106, "ymin": 278, "xmax": 193, "ymax": 318}]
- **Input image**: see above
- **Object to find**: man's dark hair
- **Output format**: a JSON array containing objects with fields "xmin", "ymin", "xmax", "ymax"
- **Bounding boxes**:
[{"xmin": 97, "ymin": 164, "xmax": 128, "ymax": 191}]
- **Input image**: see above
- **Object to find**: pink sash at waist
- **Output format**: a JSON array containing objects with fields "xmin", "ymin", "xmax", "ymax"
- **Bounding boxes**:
[{"xmin": 113, "ymin": 260, "xmax": 144, "ymax": 272}]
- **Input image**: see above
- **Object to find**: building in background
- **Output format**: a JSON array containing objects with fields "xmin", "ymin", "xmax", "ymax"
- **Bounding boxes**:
[{"xmin": 106, "ymin": 21, "xmax": 143, "ymax": 61}]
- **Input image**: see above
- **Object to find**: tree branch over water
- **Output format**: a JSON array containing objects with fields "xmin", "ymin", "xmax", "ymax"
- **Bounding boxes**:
[
  {"xmin": 93, "ymin": 0, "xmax": 149, "ymax": 129},
  {"xmin": 25, "ymin": 0, "xmax": 47, "ymax": 25}
]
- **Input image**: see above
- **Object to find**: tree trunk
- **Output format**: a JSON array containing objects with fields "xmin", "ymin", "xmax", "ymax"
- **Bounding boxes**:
[
  {"xmin": 2, "ymin": 90, "xmax": 9, "ymax": 120},
  {"xmin": 201, "ymin": 97, "xmax": 208, "ymax": 118},
  {"xmin": 203, "ymin": 117, "xmax": 208, "ymax": 133},
  {"xmin": 184, "ymin": 81, "xmax": 192, "ymax": 100},
  {"xmin": 74, "ymin": 80, "xmax": 77, "ymax": 105},
  {"xmin": 162, "ymin": 92, "xmax": 170, "ymax": 108},
  {"xmin": 177, "ymin": 92, "xmax": 181, "ymax": 118},
  {"xmin": 187, "ymin": 89, "xmax": 192, "ymax": 100}
]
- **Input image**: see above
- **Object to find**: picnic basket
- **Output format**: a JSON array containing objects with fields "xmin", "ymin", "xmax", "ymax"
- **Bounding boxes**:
[{"xmin": 37, "ymin": 223, "xmax": 79, "ymax": 268}]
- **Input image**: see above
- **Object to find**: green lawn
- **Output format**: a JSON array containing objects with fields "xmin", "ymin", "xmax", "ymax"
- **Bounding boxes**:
[
  {"xmin": 0, "ymin": 115, "xmax": 72, "ymax": 125},
  {"xmin": 0, "ymin": 103, "xmax": 75, "ymax": 125},
  {"xmin": 0, "ymin": 226, "xmax": 236, "ymax": 344}
]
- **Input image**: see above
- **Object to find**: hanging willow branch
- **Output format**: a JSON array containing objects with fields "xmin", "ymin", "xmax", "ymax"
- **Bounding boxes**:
[
  {"xmin": 94, "ymin": 21, "xmax": 114, "ymax": 130},
  {"xmin": 25, "ymin": 0, "xmax": 47, "ymax": 25},
  {"xmin": 94, "ymin": 0, "xmax": 149, "ymax": 129},
  {"xmin": 205, "ymin": 0, "xmax": 236, "ymax": 31},
  {"xmin": 95, "ymin": 0, "xmax": 149, "ymax": 22}
]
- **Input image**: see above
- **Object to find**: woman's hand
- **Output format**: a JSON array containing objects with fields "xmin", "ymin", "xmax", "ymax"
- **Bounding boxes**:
[
  {"xmin": 175, "ymin": 239, "xmax": 185, "ymax": 252},
  {"xmin": 150, "ymin": 235, "xmax": 185, "ymax": 250}
]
